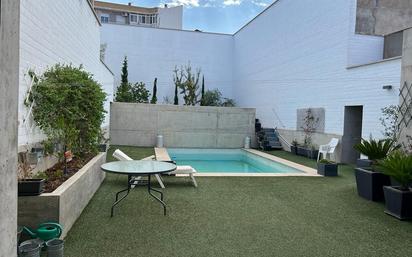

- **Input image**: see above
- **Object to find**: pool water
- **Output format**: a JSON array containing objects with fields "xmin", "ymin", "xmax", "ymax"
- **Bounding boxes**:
[{"xmin": 167, "ymin": 148, "xmax": 303, "ymax": 173}]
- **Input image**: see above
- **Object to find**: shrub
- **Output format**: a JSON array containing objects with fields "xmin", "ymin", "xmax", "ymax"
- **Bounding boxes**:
[
  {"xmin": 27, "ymin": 64, "xmax": 106, "ymax": 157},
  {"xmin": 131, "ymin": 82, "xmax": 150, "ymax": 103},
  {"xmin": 354, "ymin": 138, "xmax": 400, "ymax": 163},
  {"xmin": 202, "ymin": 89, "xmax": 236, "ymax": 107}
]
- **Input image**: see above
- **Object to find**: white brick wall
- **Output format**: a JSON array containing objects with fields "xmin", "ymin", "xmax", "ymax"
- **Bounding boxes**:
[
  {"xmin": 101, "ymin": 24, "xmax": 234, "ymax": 102},
  {"xmin": 233, "ymin": 0, "xmax": 401, "ymax": 138},
  {"xmin": 18, "ymin": 0, "xmax": 114, "ymax": 146}
]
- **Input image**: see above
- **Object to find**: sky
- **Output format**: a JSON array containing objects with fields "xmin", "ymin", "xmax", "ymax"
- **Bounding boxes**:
[{"xmin": 101, "ymin": 0, "xmax": 274, "ymax": 34}]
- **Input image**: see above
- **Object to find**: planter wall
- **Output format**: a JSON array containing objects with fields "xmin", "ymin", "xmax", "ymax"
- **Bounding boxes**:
[
  {"xmin": 355, "ymin": 168, "xmax": 390, "ymax": 201},
  {"xmin": 18, "ymin": 153, "xmax": 106, "ymax": 238}
]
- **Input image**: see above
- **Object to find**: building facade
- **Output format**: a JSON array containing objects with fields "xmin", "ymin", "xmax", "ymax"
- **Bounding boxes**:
[{"xmin": 93, "ymin": 1, "xmax": 183, "ymax": 30}]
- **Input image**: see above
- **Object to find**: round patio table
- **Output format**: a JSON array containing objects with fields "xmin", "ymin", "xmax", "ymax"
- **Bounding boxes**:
[{"xmin": 101, "ymin": 160, "xmax": 176, "ymax": 217}]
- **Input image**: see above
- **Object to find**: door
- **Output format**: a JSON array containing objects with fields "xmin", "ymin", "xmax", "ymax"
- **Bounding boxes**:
[{"xmin": 341, "ymin": 106, "xmax": 363, "ymax": 164}]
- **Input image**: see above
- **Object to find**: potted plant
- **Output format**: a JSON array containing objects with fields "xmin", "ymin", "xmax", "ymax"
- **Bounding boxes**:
[
  {"xmin": 317, "ymin": 159, "xmax": 338, "ymax": 176},
  {"xmin": 353, "ymin": 138, "xmax": 399, "ymax": 201},
  {"xmin": 376, "ymin": 151, "xmax": 412, "ymax": 220},
  {"xmin": 290, "ymin": 139, "xmax": 298, "ymax": 155},
  {"xmin": 18, "ymin": 152, "xmax": 45, "ymax": 196}
]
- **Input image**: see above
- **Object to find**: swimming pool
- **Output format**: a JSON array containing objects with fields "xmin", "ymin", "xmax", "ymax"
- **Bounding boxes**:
[{"xmin": 167, "ymin": 148, "xmax": 307, "ymax": 174}]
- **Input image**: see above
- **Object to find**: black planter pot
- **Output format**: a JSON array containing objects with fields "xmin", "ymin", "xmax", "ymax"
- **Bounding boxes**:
[
  {"xmin": 18, "ymin": 179, "xmax": 45, "ymax": 196},
  {"xmin": 307, "ymin": 149, "xmax": 319, "ymax": 160},
  {"xmin": 356, "ymin": 159, "xmax": 373, "ymax": 169},
  {"xmin": 383, "ymin": 186, "xmax": 412, "ymax": 220},
  {"xmin": 98, "ymin": 144, "xmax": 107, "ymax": 152},
  {"xmin": 296, "ymin": 146, "xmax": 308, "ymax": 157},
  {"xmin": 290, "ymin": 146, "xmax": 298, "ymax": 155},
  {"xmin": 317, "ymin": 163, "xmax": 338, "ymax": 176},
  {"xmin": 354, "ymin": 168, "xmax": 390, "ymax": 201}
]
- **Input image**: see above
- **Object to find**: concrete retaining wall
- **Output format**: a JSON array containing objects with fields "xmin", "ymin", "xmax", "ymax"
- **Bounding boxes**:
[
  {"xmin": 110, "ymin": 103, "xmax": 256, "ymax": 148},
  {"xmin": 18, "ymin": 153, "xmax": 106, "ymax": 238},
  {"xmin": 0, "ymin": 0, "xmax": 20, "ymax": 256}
]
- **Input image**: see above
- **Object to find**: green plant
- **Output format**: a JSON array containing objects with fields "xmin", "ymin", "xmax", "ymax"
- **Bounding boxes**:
[
  {"xmin": 173, "ymin": 83, "xmax": 179, "ymax": 105},
  {"xmin": 27, "ymin": 64, "xmax": 106, "ymax": 157},
  {"xmin": 376, "ymin": 151, "xmax": 412, "ymax": 191},
  {"xmin": 131, "ymin": 82, "xmax": 150, "ymax": 103},
  {"xmin": 354, "ymin": 138, "xmax": 400, "ymax": 163},
  {"xmin": 202, "ymin": 89, "xmax": 221, "ymax": 106},
  {"xmin": 291, "ymin": 139, "xmax": 299, "ymax": 146},
  {"xmin": 115, "ymin": 56, "xmax": 134, "ymax": 102},
  {"xmin": 150, "ymin": 78, "xmax": 157, "ymax": 104},
  {"xmin": 318, "ymin": 159, "xmax": 335, "ymax": 164},
  {"xmin": 301, "ymin": 108, "xmax": 319, "ymax": 147},
  {"xmin": 33, "ymin": 171, "xmax": 48, "ymax": 180},
  {"xmin": 201, "ymin": 89, "xmax": 236, "ymax": 107},
  {"xmin": 380, "ymin": 105, "xmax": 399, "ymax": 140},
  {"xmin": 200, "ymin": 76, "xmax": 205, "ymax": 106},
  {"xmin": 173, "ymin": 64, "xmax": 201, "ymax": 106}
]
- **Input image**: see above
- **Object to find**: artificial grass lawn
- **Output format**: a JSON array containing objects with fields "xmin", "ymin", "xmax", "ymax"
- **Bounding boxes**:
[{"xmin": 64, "ymin": 146, "xmax": 412, "ymax": 257}]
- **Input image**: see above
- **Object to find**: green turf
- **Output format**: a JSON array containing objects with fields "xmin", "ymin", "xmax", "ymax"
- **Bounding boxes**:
[{"xmin": 63, "ymin": 147, "xmax": 412, "ymax": 257}]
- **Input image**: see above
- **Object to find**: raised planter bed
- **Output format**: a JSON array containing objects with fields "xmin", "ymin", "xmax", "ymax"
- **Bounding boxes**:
[
  {"xmin": 317, "ymin": 163, "xmax": 338, "ymax": 176},
  {"xmin": 18, "ymin": 153, "xmax": 106, "ymax": 238}
]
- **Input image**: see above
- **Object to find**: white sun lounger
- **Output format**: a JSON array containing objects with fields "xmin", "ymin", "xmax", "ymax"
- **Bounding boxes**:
[{"xmin": 112, "ymin": 149, "xmax": 165, "ymax": 188}]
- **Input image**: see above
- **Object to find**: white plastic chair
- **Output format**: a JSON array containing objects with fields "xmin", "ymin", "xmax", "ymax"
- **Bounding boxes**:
[
  {"xmin": 317, "ymin": 138, "xmax": 339, "ymax": 162},
  {"xmin": 112, "ymin": 149, "xmax": 165, "ymax": 189}
]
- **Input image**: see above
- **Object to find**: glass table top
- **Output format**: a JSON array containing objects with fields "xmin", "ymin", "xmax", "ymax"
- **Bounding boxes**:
[{"xmin": 101, "ymin": 160, "xmax": 176, "ymax": 175}]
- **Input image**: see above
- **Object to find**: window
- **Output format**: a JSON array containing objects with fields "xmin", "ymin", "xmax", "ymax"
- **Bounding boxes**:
[
  {"xmin": 100, "ymin": 15, "xmax": 109, "ymax": 23},
  {"xmin": 130, "ymin": 14, "xmax": 138, "ymax": 23}
]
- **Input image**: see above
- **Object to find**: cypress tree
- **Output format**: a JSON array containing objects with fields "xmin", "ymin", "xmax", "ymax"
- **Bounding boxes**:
[
  {"xmin": 150, "ymin": 78, "xmax": 157, "ymax": 104},
  {"xmin": 174, "ymin": 83, "xmax": 179, "ymax": 105},
  {"xmin": 200, "ymin": 76, "xmax": 205, "ymax": 106},
  {"xmin": 115, "ymin": 56, "xmax": 133, "ymax": 102}
]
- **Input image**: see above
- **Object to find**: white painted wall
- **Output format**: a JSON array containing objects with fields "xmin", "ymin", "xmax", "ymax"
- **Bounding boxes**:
[
  {"xmin": 158, "ymin": 6, "xmax": 183, "ymax": 30},
  {"xmin": 18, "ymin": 0, "xmax": 114, "ymax": 147},
  {"xmin": 101, "ymin": 24, "xmax": 234, "ymax": 102},
  {"xmin": 101, "ymin": 0, "xmax": 401, "ymax": 140},
  {"xmin": 233, "ymin": 0, "xmax": 401, "ymax": 138}
]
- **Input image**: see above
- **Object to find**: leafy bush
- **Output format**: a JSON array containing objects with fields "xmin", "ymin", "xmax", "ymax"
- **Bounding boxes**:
[
  {"xmin": 27, "ymin": 64, "xmax": 106, "ymax": 157},
  {"xmin": 354, "ymin": 138, "xmax": 400, "ymax": 163},
  {"xmin": 201, "ymin": 89, "xmax": 236, "ymax": 107},
  {"xmin": 377, "ymin": 151, "xmax": 412, "ymax": 190}
]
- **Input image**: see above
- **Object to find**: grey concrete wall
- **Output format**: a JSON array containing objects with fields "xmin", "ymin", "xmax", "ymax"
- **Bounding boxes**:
[
  {"xmin": 0, "ymin": 0, "xmax": 20, "ymax": 256},
  {"xmin": 110, "ymin": 103, "xmax": 256, "ymax": 148},
  {"xmin": 356, "ymin": 0, "xmax": 412, "ymax": 35},
  {"xmin": 277, "ymin": 129, "xmax": 343, "ymax": 163},
  {"xmin": 384, "ymin": 31, "xmax": 403, "ymax": 58},
  {"xmin": 18, "ymin": 153, "xmax": 106, "ymax": 238}
]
